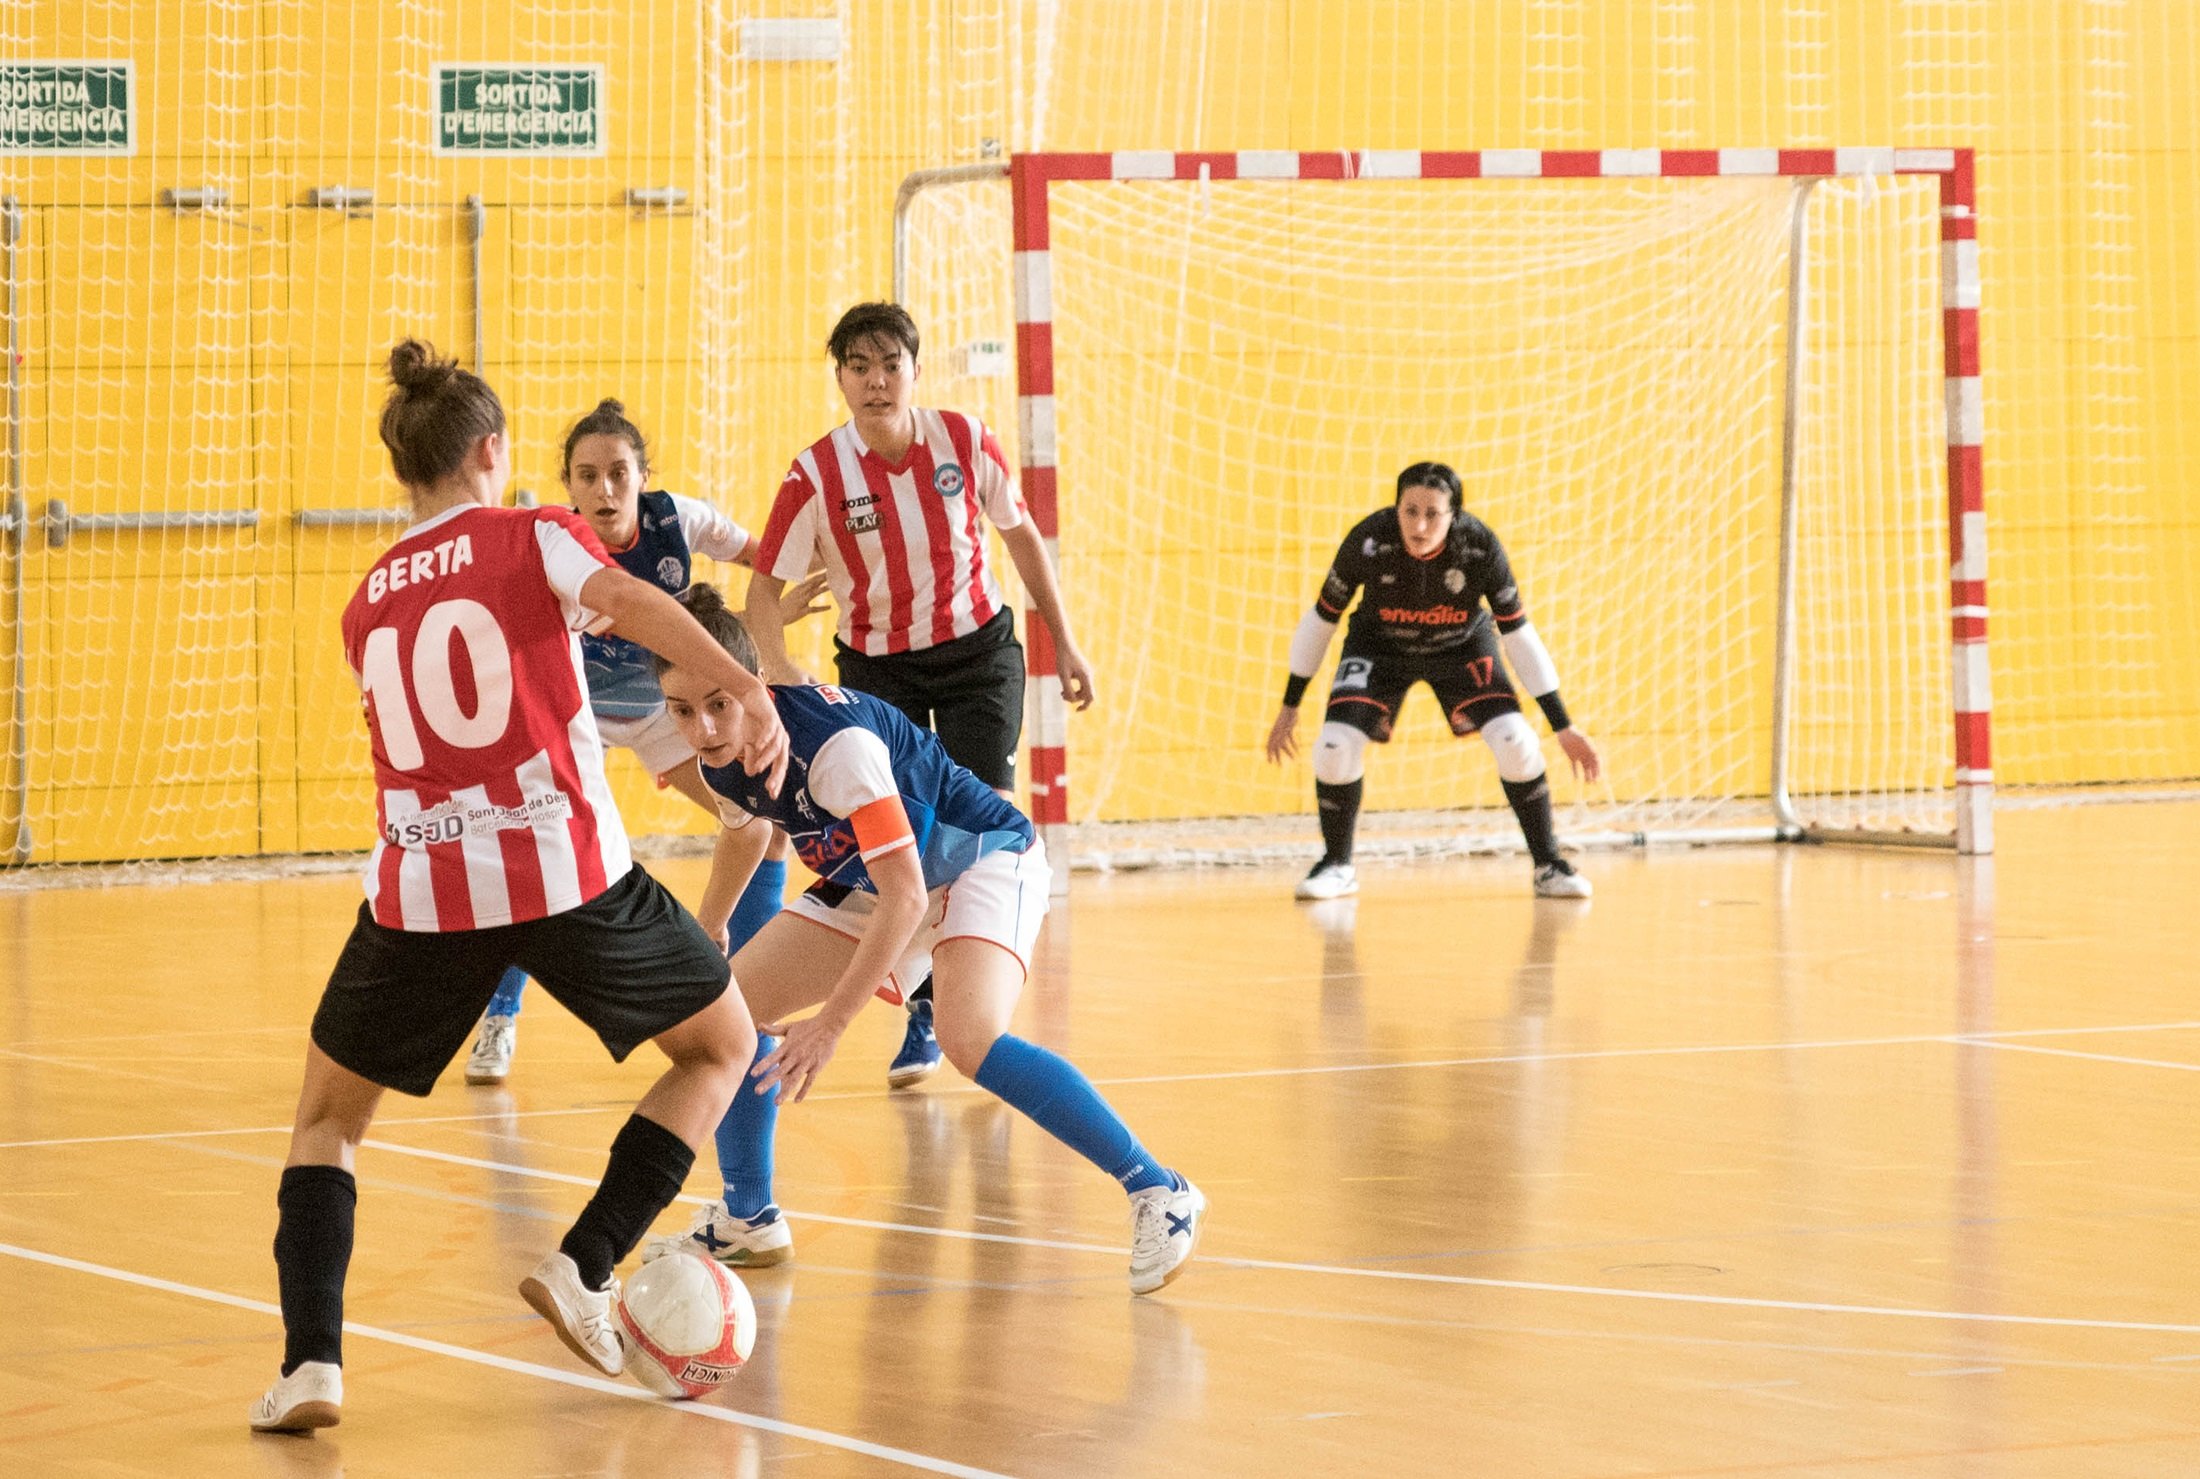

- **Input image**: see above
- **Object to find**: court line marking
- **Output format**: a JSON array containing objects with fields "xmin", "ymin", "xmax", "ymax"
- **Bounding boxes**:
[
  {"xmin": 4, "ymin": 1016, "xmax": 2196, "ymax": 1151},
  {"xmin": 0, "ymin": 1241, "xmax": 1013, "ymax": 1479},
  {"xmin": 1953, "ymin": 1040, "xmax": 2200, "ymax": 1073},
  {"xmin": 359, "ymin": 1140, "xmax": 2200, "ymax": 1337}
]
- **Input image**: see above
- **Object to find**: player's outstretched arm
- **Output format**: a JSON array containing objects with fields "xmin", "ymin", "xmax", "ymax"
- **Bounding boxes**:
[
  {"xmin": 1265, "ymin": 706, "xmax": 1300, "ymax": 763},
  {"xmin": 1556, "ymin": 727, "xmax": 1601, "ymax": 783},
  {"xmin": 742, "ymin": 571, "xmax": 814, "ymax": 686},
  {"xmin": 1268, "ymin": 607, "xmax": 1339, "ymax": 761},
  {"xmin": 776, "ymin": 569, "xmax": 832, "ymax": 626},
  {"xmin": 698, "ymin": 818, "xmax": 773, "ymax": 953},
  {"xmin": 584, "ymin": 568, "xmax": 789, "ymax": 793},
  {"xmin": 754, "ymin": 838, "xmax": 928, "ymax": 1104},
  {"xmin": 998, "ymin": 519, "xmax": 1096, "ymax": 709}
]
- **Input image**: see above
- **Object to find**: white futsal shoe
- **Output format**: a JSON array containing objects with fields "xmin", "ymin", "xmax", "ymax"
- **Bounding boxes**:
[
  {"xmin": 641, "ymin": 1200, "xmax": 795, "ymax": 1269},
  {"xmin": 1128, "ymin": 1178, "xmax": 1206, "ymax": 1295},
  {"xmin": 519, "ymin": 1251, "xmax": 624, "ymax": 1376},
  {"xmin": 1533, "ymin": 858, "xmax": 1593, "ymax": 899},
  {"xmin": 1294, "ymin": 859, "xmax": 1359, "ymax": 900},
  {"xmin": 464, "ymin": 1013, "xmax": 517, "ymax": 1085},
  {"xmin": 248, "ymin": 1360, "xmax": 342, "ymax": 1432}
]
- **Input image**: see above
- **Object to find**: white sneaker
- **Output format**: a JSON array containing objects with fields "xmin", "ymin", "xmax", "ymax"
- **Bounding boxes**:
[
  {"xmin": 1294, "ymin": 860, "xmax": 1358, "ymax": 900},
  {"xmin": 1533, "ymin": 859, "xmax": 1592, "ymax": 899},
  {"xmin": 641, "ymin": 1200, "xmax": 794, "ymax": 1269},
  {"xmin": 465, "ymin": 1014, "xmax": 516, "ymax": 1085},
  {"xmin": 1128, "ymin": 1178, "xmax": 1205, "ymax": 1295},
  {"xmin": 248, "ymin": 1360, "xmax": 342, "ymax": 1432},
  {"xmin": 519, "ymin": 1251, "xmax": 623, "ymax": 1376}
]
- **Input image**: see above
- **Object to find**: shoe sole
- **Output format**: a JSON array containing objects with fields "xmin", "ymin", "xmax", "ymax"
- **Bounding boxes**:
[
  {"xmin": 1534, "ymin": 884, "xmax": 1593, "ymax": 900},
  {"xmin": 708, "ymin": 1241, "xmax": 795, "ymax": 1268},
  {"xmin": 251, "ymin": 1401, "xmax": 340, "ymax": 1433},
  {"xmin": 1294, "ymin": 881, "xmax": 1358, "ymax": 900},
  {"xmin": 518, "ymin": 1273, "xmax": 622, "ymax": 1376},
  {"xmin": 1131, "ymin": 1191, "xmax": 1206, "ymax": 1297},
  {"xmin": 886, "ymin": 1059, "xmax": 940, "ymax": 1089},
  {"xmin": 463, "ymin": 1069, "xmax": 509, "ymax": 1085}
]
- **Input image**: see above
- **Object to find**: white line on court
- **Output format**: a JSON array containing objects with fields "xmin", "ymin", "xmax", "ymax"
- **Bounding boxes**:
[
  {"xmin": 358, "ymin": 1140, "xmax": 2200, "ymax": 1337},
  {"xmin": 1952, "ymin": 1039, "xmax": 2200, "ymax": 1072},
  {"xmin": 4, "ymin": 1016, "xmax": 2195, "ymax": 1152},
  {"xmin": 0, "ymin": 1241, "xmax": 1014, "ymax": 1479}
]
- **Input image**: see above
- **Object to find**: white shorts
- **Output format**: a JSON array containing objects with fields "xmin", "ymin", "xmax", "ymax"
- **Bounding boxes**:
[
  {"xmin": 595, "ymin": 706, "xmax": 695, "ymax": 779},
  {"xmin": 786, "ymin": 840, "xmax": 1051, "ymax": 1003}
]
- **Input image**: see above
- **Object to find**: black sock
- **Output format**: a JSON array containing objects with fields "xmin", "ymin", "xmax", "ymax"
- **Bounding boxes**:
[
  {"xmin": 1315, "ymin": 779, "xmax": 1363, "ymax": 865},
  {"xmin": 274, "ymin": 1164, "xmax": 357, "ymax": 1375},
  {"xmin": 1503, "ymin": 775, "xmax": 1560, "ymax": 867},
  {"xmin": 909, "ymin": 975, "xmax": 933, "ymax": 1006},
  {"xmin": 559, "ymin": 1114, "xmax": 696, "ymax": 1291}
]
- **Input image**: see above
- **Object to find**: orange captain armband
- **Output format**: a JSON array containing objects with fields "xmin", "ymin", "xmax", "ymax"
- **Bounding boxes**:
[{"xmin": 848, "ymin": 795, "xmax": 915, "ymax": 862}]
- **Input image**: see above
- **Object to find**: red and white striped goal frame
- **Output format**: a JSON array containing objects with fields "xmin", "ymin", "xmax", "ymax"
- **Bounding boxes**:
[{"xmin": 1008, "ymin": 147, "xmax": 1989, "ymax": 858}]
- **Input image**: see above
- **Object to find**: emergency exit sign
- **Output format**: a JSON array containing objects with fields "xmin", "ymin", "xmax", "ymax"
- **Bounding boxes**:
[{"xmin": 433, "ymin": 64, "xmax": 604, "ymax": 155}]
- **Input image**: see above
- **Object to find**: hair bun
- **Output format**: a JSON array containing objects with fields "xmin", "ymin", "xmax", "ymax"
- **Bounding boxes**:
[
  {"xmin": 387, "ymin": 338, "xmax": 459, "ymax": 395},
  {"xmin": 678, "ymin": 582, "xmax": 728, "ymax": 619},
  {"xmin": 594, "ymin": 397, "xmax": 626, "ymax": 416}
]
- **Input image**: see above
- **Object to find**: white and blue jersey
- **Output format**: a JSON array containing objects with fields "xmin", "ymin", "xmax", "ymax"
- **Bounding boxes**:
[
  {"xmin": 703, "ymin": 683, "xmax": 1034, "ymax": 894},
  {"xmin": 580, "ymin": 490, "xmax": 751, "ymax": 720}
]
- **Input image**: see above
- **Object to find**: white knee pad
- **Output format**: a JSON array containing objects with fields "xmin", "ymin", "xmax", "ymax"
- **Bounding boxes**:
[
  {"xmin": 1480, "ymin": 710, "xmax": 1546, "ymax": 783},
  {"xmin": 1311, "ymin": 723, "xmax": 1369, "ymax": 786}
]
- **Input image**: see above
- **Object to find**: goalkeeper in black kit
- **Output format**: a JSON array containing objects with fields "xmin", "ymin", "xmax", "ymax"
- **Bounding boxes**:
[{"xmin": 1264, "ymin": 461, "xmax": 1602, "ymax": 900}]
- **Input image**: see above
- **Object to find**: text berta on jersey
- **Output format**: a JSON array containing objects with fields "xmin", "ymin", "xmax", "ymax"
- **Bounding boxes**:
[{"xmin": 366, "ymin": 534, "xmax": 476, "ymax": 604}]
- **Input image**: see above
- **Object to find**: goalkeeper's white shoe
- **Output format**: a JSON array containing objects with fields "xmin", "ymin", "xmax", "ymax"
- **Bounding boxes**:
[
  {"xmin": 1533, "ymin": 859, "xmax": 1593, "ymax": 899},
  {"xmin": 1294, "ymin": 860, "xmax": 1358, "ymax": 900}
]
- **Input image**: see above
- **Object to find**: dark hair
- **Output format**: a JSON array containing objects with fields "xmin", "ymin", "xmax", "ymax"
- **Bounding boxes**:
[
  {"xmin": 653, "ymin": 584, "xmax": 759, "ymax": 678},
  {"xmin": 1395, "ymin": 460, "xmax": 1464, "ymax": 514},
  {"xmin": 827, "ymin": 301, "xmax": 920, "ymax": 365},
  {"xmin": 379, "ymin": 339, "xmax": 505, "ymax": 487},
  {"xmin": 562, "ymin": 398, "xmax": 650, "ymax": 481}
]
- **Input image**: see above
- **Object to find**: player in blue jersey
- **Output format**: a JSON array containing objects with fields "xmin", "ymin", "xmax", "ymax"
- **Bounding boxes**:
[
  {"xmin": 641, "ymin": 583, "xmax": 1205, "ymax": 1295},
  {"xmin": 462, "ymin": 400, "xmax": 827, "ymax": 1084}
]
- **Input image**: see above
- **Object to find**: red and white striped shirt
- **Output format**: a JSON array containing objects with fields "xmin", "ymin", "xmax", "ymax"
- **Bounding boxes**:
[
  {"xmin": 754, "ymin": 409, "xmax": 1024, "ymax": 655},
  {"xmin": 341, "ymin": 504, "xmax": 632, "ymax": 931}
]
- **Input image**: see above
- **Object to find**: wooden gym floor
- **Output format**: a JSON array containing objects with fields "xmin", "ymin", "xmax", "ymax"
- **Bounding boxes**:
[{"xmin": 2, "ymin": 801, "xmax": 2198, "ymax": 1477}]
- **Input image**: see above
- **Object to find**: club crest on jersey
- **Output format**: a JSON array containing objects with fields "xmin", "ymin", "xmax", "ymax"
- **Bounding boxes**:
[
  {"xmin": 657, "ymin": 555, "xmax": 685, "ymax": 587},
  {"xmin": 1444, "ymin": 568, "xmax": 1466, "ymax": 594},
  {"xmin": 932, "ymin": 461, "xmax": 966, "ymax": 498}
]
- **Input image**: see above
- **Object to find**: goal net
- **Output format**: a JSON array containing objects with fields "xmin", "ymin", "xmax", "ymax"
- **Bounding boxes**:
[{"xmin": 902, "ymin": 149, "xmax": 1988, "ymax": 867}]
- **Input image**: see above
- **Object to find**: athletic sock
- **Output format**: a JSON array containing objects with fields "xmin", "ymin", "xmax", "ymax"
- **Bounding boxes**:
[
  {"xmin": 714, "ymin": 1035, "xmax": 779, "ymax": 1220},
  {"xmin": 1315, "ymin": 778, "xmax": 1364, "ymax": 865},
  {"xmin": 559, "ymin": 1114, "xmax": 695, "ymax": 1290},
  {"xmin": 274, "ymin": 1164, "xmax": 357, "ymax": 1375},
  {"xmin": 974, "ymin": 1034, "xmax": 1173, "ymax": 1195},
  {"xmin": 1503, "ymin": 775, "xmax": 1561, "ymax": 867},
  {"xmin": 726, "ymin": 859, "xmax": 785, "ymax": 956},
  {"xmin": 486, "ymin": 967, "xmax": 527, "ymax": 1019}
]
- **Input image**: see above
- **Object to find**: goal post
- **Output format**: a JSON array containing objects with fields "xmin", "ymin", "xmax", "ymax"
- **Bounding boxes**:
[{"xmin": 900, "ymin": 146, "xmax": 1989, "ymax": 869}]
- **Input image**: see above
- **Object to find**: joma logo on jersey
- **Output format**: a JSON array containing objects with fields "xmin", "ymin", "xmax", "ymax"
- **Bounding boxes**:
[
  {"xmin": 366, "ymin": 534, "xmax": 474, "ymax": 603},
  {"xmin": 1379, "ymin": 605, "xmax": 1478, "ymax": 625}
]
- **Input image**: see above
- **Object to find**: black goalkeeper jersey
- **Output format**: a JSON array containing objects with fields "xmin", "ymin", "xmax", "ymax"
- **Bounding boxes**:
[{"xmin": 1316, "ymin": 508, "xmax": 1529, "ymax": 658}]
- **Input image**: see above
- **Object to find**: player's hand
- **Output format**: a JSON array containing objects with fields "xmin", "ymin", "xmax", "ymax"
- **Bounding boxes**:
[
  {"xmin": 778, "ymin": 569, "xmax": 831, "ymax": 625},
  {"xmin": 1556, "ymin": 726, "xmax": 1601, "ymax": 783},
  {"xmin": 732, "ymin": 685, "xmax": 791, "ymax": 795},
  {"xmin": 1264, "ymin": 705, "xmax": 1300, "ymax": 763},
  {"xmin": 704, "ymin": 919, "xmax": 730, "ymax": 954},
  {"xmin": 753, "ymin": 1010, "xmax": 848, "ymax": 1104},
  {"xmin": 1057, "ymin": 645, "xmax": 1097, "ymax": 710}
]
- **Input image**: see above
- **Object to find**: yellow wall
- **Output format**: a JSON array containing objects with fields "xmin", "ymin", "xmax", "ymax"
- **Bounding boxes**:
[{"xmin": 2, "ymin": 1, "xmax": 2196, "ymax": 861}]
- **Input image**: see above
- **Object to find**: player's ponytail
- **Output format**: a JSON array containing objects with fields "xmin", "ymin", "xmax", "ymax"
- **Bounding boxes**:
[
  {"xmin": 378, "ymin": 338, "xmax": 506, "ymax": 487},
  {"xmin": 561, "ymin": 397, "xmax": 651, "ymax": 481},
  {"xmin": 1395, "ymin": 460, "xmax": 1463, "ymax": 514},
  {"xmin": 657, "ymin": 584, "xmax": 760, "ymax": 676}
]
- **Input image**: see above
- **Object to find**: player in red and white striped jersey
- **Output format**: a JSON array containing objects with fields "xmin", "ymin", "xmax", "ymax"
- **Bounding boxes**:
[
  {"xmin": 252, "ymin": 341, "xmax": 787, "ymax": 1434},
  {"xmin": 744, "ymin": 302, "xmax": 1097, "ymax": 1089}
]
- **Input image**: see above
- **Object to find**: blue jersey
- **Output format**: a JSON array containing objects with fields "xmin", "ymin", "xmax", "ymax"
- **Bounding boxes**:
[
  {"xmin": 580, "ymin": 490, "xmax": 749, "ymax": 719},
  {"xmin": 703, "ymin": 684, "xmax": 1033, "ymax": 893}
]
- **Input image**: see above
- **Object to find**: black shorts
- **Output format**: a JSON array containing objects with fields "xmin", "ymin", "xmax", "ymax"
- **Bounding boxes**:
[
  {"xmin": 1323, "ymin": 623, "xmax": 1522, "ymax": 743},
  {"xmin": 834, "ymin": 606, "xmax": 1024, "ymax": 790},
  {"xmin": 311, "ymin": 865, "xmax": 731, "ymax": 1097}
]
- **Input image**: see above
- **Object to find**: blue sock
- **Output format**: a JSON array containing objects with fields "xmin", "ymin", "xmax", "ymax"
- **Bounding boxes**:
[
  {"xmin": 726, "ymin": 859, "xmax": 786, "ymax": 956},
  {"xmin": 974, "ymin": 1034, "xmax": 1173, "ymax": 1195},
  {"xmin": 487, "ymin": 967, "xmax": 527, "ymax": 1018},
  {"xmin": 714, "ymin": 1034, "xmax": 779, "ymax": 1220}
]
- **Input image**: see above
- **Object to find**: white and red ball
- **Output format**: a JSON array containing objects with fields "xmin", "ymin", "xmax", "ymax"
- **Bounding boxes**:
[{"xmin": 616, "ymin": 1252, "xmax": 756, "ymax": 1399}]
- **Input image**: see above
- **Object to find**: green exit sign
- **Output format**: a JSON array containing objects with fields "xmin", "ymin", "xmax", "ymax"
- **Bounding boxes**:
[
  {"xmin": 1, "ymin": 61, "xmax": 135, "ymax": 155},
  {"xmin": 433, "ymin": 64, "xmax": 604, "ymax": 156}
]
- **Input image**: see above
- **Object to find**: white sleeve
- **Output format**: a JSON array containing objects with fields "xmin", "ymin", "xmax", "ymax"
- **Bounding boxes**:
[
  {"xmin": 1289, "ymin": 607, "xmax": 1340, "ymax": 677},
  {"xmin": 969, "ymin": 416, "xmax": 1024, "ymax": 532},
  {"xmin": 760, "ymin": 466, "xmax": 824, "ymax": 583},
  {"xmin": 668, "ymin": 492, "xmax": 751, "ymax": 564},
  {"xmin": 714, "ymin": 794, "xmax": 758, "ymax": 831},
  {"xmin": 807, "ymin": 726, "xmax": 899, "ymax": 818},
  {"xmin": 533, "ymin": 515, "xmax": 618, "ymax": 634},
  {"xmin": 1500, "ymin": 621, "xmax": 1561, "ymax": 697}
]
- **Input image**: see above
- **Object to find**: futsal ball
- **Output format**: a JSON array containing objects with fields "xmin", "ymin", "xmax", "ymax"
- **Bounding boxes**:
[{"xmin": 616, "ymin": 1252, "xmax": 757, "ymax": 1399}]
